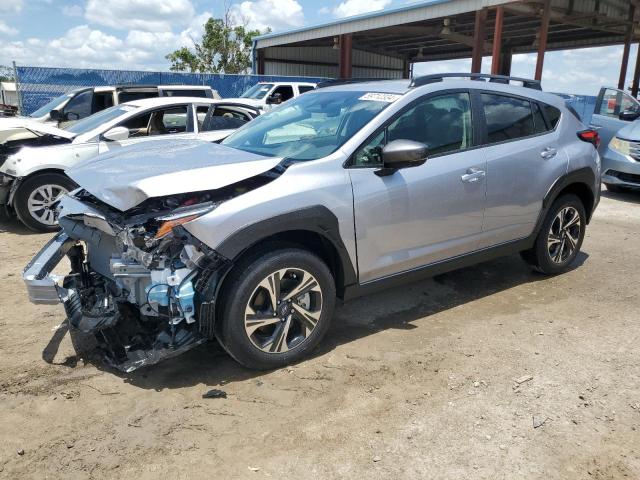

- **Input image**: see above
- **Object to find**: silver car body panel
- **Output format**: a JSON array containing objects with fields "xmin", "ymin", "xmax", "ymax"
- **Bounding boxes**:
[{"xmin": 67, "ymin": 140, "xmax": 282, "ymax": 211}]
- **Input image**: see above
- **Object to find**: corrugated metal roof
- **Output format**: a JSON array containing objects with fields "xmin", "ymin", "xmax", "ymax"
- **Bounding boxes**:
[{"xmin": 255, "ymin": 0, "xmax": 512, "ymax": 48}]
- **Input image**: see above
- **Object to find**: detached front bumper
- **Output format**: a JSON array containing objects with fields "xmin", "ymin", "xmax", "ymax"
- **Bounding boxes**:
[{"xmin": 22, "ymin": 232, "xmax": 76, "ymax": 304}]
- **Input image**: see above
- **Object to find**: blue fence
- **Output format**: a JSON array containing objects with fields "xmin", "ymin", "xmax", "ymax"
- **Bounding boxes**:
[
  {"xmin": 14, "ymin": 66, "xmax": 326, "ymax": 115},
  {"xmin": 15, "ymin": 66, "xmax": 598, "ymax": 123}
]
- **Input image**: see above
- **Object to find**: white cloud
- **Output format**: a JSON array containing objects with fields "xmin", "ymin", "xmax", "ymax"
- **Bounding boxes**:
[
  {"xmin": 230, "ymin": 0, "xmax": 304, "ymax": 32},
  {"xmin": 62, "ymin": 4, "xmax": 84, "ymax": 17},
  {"xmin": 0, "ymin": 1, "xmax": 23, "ymax": 13},
  {"xmin": 85, "ymin": 0, "xmax": 195, "ymax": 32},
  {"xmin": 333, "ymin": 0, "xmax": 391, "ymax": 18},
  {"xmin": 0, "ymin": 21, "xmax": 18, "ymax": 36}
]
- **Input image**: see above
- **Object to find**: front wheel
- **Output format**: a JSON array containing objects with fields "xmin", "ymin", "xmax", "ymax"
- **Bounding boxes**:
[
  {"xmin": 13, "ymin": 173, "xmax": 76, "ymax": 232},
  {"xmin": 521, "ymin": 194, "xmax": 586, "ymax": 275},
  {"xmin": 219, "ymin": 248, "xmax": 336, "ymax": 370}
]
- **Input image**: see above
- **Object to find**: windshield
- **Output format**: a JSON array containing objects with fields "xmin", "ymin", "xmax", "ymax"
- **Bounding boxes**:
[
  {"xmin": 29, "ymin": 92, "xmax": 74, "ymax": 118},
  {"xmin": 66, "ymin": 105, "xmax": 139, "ymax": 135},
  {"xmin": 241, "ymin": 83, "xmax": 274, "ymax": 99},
  {"xmin": 222, "ymin": 90, "xmax": 394, "ymax": 161}
]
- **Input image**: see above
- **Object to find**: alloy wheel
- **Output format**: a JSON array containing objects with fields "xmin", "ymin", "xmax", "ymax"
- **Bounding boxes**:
[
  {"xmin": 27, "ymin": 184, "xmax": 68, "ymax": 226},
  {"xmin": 547, "ymin": 206, "xmax": 581, "ymax": 264},
  {"xmin": 244, "ymin": 268, "xmax": 323, "ymax": 354}
]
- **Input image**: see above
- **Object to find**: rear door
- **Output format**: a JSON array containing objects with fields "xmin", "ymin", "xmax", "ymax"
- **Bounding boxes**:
[
  {"xmin": 195, "ymin": 103, "xmax": 258, "ymax": 141},
  {"xmin": 477, "ymin": 92, "xmax": 568, "ymax": 248},
  {"xmin": 590, "ymin": 87, "xmax": 640, "ymax": 152},
  {"xmin": 349, "ymin": 91, "xmax": 486, "ymax": 282}
]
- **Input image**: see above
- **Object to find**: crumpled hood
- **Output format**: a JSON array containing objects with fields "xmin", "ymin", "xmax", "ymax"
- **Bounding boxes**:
[
  {"xmin": 616, "ymin": 118, "xmax": 640, "ymax": 141},
  {"xmin": 67, "ymin": 138, "xmax": 281, "ymax": 211},
  {"xmin": 0, "ymin": 117, "xmax": 73, "ymax": 144}
]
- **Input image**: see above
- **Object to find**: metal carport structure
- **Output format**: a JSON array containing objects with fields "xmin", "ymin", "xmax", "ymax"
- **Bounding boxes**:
[{"xmin": 252, "ymin": 0, "xmax": 640, "ymax": 96}]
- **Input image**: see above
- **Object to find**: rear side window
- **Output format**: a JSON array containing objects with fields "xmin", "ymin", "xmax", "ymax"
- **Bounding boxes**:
[
  {"xmin": 163, "ymin": 89, "xmax": 209, "ymax": 98},
  {"xmin": 543, "ymin": 105, "xmax": 561, "ymax": 129},
  {"xmin": 298, "ymin": 86, "xmax": 315, "ymax": 94},
  {"xmin": 118, "ymin": 91, "xmax": 158, "ymax": 103},
  {"xmin": 481, "ymin": 93, "xmax": 535, "ymax": 144},
  {"xmin": 532, "ymin": 102, "xmax": 547, "ymax": 134}
]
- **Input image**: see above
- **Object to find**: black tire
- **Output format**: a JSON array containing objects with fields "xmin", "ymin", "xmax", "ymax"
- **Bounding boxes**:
[
  {"xmin": 521, "ymin": 194, "xmax": 586, "ymax": 275},
  {"xmin": 604, "ymin": 183, "xmax": 629, "ymax": 194},
  {"xmin": 13, "ymin": 172, "xmax": 76, "ymax": 232},
  {"xmin": 218, "ymin": 247, "xmax": 336, "ymax": 370}
]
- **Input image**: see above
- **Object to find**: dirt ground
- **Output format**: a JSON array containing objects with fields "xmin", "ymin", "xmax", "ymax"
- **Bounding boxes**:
[{"xmin": 1, "ymin": 189, "xmax": 639, "ymax": 480}]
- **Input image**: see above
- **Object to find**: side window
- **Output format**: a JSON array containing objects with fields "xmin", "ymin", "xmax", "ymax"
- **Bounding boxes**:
[
  {"xmin": 298, "ymin": 86, "xmax": 315, "ymax": 94},
  {"xmin": 352, "ymin": 92, "xmax": 473, "ymax": 167},
  {"xmin": 93, "ymin": 92, "xmax": 114, "ymax": 113},
  {"xmin": 119, "ymin": 111, "xmax": 152, "ymax": 138},
  {"xmin": 543, "ymin": 104, "xmax": 561, "ymax": 129},
  {"xmin": 532, "ymin": 102, "xmax": 547, "ymax": 134},
  {"xmin": 118, "ymin": 91, "xmax": 158, "ymax": 103},
  {"xmin": 481, "ymin": 93, "xmax": 535, "ymax": 144},
  {"xmin": 197, "ymin": 105, "xmax": 250, "ymax": 131},
  {"xmin": 272, "ymin": 85, "xmax": 295, "ymax": 101},
  {"xmin": 118, "ymin": 106, "xmax": 189, "ymax": 138},
  {"xmin": 63, "ymin": 90, "xmax": 93, "ymax": 120},
  {"xmin": 596, "ymin": 89, "xmax": 638, "ymax": 118}
]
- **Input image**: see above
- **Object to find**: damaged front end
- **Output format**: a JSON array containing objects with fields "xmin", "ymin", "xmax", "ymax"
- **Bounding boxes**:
[{"xmin": 23, "ymin": 190, "xmax": 232, "ymax": 372}]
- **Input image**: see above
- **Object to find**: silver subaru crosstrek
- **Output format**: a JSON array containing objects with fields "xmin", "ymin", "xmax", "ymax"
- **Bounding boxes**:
[{"xmin": 23, "ymin": 74, "xmax": 601, "ymax": 372}]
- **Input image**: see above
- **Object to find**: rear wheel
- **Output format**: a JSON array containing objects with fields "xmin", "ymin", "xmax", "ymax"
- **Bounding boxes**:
[
  {"xmin": 521, "ymin": 194, "xmax": 586, "ymax": 275},
  {"xmin": 14, "ymin": 173, "xmax": 75, "ymax": 232},
  {"xmin": 219, "ymin": 248, "xmax": 335, "ymax": 370}
]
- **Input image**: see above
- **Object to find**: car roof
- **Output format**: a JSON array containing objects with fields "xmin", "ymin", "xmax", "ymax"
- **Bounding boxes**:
[
  {"xmin": 317, "ymin": 78, "xmax": 565, "ymax": 107},
  {"xmin": 258, "ymin": 81, "xmax": 317, "ymax": 86},
  {"xmin": 122, "ymin": 97, "xmax": 220, "ymax": 108}
]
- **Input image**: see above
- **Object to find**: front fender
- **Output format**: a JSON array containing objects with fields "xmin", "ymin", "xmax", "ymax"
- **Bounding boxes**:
[{"xmin": 1, "ymin": 143, "xmax": 99, "ymax": 178}]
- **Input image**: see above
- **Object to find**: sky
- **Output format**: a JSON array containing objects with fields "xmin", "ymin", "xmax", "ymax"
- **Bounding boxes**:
[{"xmin": 0, "ymin": 0, "xmax": 637, "ymax": 96}]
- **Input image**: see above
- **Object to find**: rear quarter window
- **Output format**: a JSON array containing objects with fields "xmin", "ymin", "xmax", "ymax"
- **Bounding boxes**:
[{"xmin": 544, "ymin": 104, "xmax": 562, "ymax": 129}]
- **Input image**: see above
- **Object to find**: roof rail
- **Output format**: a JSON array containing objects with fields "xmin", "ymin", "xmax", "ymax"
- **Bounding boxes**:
[
  {"xmin": 410, "ymin": 73, "xmax": 542, "ymax": 91},
  {"xmin": 315, "ymin": 78, "xmax": 393, "ymax": 89}
]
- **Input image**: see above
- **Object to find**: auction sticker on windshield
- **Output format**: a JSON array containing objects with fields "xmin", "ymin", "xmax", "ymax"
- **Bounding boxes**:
[{"xmin": 359, "ymin": 93, "xmax": 402, "ymax": 103}]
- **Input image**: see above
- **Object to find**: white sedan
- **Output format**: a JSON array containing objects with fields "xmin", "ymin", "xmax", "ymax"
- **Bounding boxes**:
[{"xmin": 0, "ymin": 97, "xmax": 259, "ymax": 231}]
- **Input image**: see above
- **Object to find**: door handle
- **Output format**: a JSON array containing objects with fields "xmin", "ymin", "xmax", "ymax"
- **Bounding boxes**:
[
  {"xmin": 540, "ymin": 147, "xmax": 557, "ymax": 159},
  {"xmin": 460, "ymin": 168, "xmax": 486, "ymax": 183}
]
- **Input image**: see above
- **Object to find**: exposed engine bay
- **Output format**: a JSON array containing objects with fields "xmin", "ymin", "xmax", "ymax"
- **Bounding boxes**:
[{"xmin": 40, "ymin": 168, "xmax": 280, "ymax": 372}]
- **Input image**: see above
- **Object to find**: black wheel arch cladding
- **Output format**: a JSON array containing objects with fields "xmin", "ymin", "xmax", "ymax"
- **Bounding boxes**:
[{"xmin": 214, "ymin": 206, "xmax": 358, "ymax": 293}]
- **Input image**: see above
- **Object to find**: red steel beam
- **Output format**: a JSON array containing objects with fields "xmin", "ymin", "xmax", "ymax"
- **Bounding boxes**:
[
  {"xmin": 471, "ymin": 8, "xmax": 487, "ymax": 73},
  {"xmin": 618, "ymin": 5, "xmax": 635, "ymax": 90},
  {"xmin": 534, "ymin": 0, "xmax": 551, "ymax": 81},
  {"xmin": 491, "ymin": 7, "xmax": 504, "ymax": 75},
  {"xmin": 632, "ymin": 42, "xmax": 640, "ymax": 98},
  {"xmin": 339, "ymin": 34, "xmax": 353, "ymax": 78}
]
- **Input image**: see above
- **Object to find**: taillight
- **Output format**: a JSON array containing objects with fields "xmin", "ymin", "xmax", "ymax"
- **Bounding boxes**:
[{"xmin": 577, "ymin": 129, "xmax": 600, "ymax": 148}]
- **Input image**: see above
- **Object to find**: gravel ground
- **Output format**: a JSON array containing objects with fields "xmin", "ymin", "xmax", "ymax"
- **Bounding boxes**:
[{"xmin": 0, "ymin": 189, "xmax": 639, "ymax": 479}]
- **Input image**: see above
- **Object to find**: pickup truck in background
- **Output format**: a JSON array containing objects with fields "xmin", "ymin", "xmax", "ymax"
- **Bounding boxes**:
[{"xmin": 223, "ymin": 81, "xmax": 317, "ymax": 111}]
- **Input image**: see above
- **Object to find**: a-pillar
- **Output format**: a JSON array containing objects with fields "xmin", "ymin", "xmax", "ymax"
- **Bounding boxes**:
[
  {"xmin": 339, "ymin": 34, "xmax": 353, "ymax": 79},
  {"xmin": 534, "ymin": 0, "xmax": 551, "ymax": 81}
]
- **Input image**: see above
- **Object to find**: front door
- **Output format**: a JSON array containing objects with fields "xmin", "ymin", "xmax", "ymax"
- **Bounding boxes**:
[
  {"xmin": 348, "ymin": 91, "xmax": 486, "ymax": 283},
  {"xmin": 98, "ymin": 104, "xmax": 194, "ymax": 154},
  {"xmin": 590, "ymin": 87, "xmax": 640, "ymax": 153}
]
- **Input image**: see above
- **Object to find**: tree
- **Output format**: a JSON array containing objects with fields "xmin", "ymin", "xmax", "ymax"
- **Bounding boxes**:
[
  {"xmin": 166, "ymin": 9, "xmax": 267, "ymax": 74},
  {"xmin": 0, "ymin": 65, "xmax": 14, "ymax": 82}
]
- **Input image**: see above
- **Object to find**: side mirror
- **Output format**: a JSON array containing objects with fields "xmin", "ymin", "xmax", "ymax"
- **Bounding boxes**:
[
  {"xmin": 266, "ymin": 93, "xmax": 283, "ymax": 105},
  {"xmin": 49, "ymin": 109, "xmax": 62, "ymax": 122},
  {"xmin": 619, "ymin": 109, "xmax": 640, "ymax": 121},
  {"xmin": 375, "ymin": 139, "xmax": 429, "ymax": 176},
  {"xmin": 102, "ymin": 126, "xmax": 130, "ymax": 142}
]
